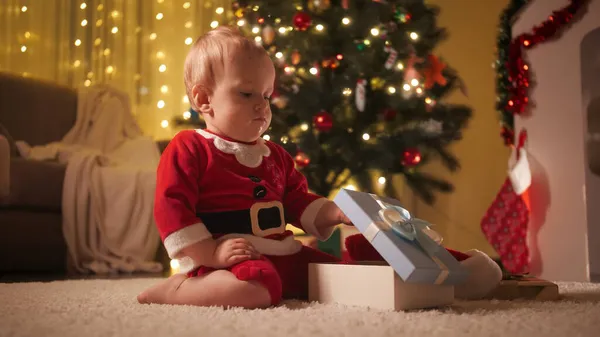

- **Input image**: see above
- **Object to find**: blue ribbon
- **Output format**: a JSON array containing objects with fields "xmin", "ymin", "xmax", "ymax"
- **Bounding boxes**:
[{"xmin": 378, "ymin": 204, "xmax": 442, "ymax": 258}]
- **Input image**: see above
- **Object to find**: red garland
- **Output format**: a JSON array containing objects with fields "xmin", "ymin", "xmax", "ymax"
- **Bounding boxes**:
[{"xmin": 505, "ymin": 0, "xmax": 587, "ymax": 123}]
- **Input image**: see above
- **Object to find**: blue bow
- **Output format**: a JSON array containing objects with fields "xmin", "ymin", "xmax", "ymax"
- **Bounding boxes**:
[{"xmin": 378, "ymin": 204, "xmax": 442, "ymax": 258}]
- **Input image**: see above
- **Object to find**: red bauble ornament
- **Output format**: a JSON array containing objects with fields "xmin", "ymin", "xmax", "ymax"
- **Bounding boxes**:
[
  {"xmin": 402, "ymin": 148, "xmax": 421, "ymax": 167},
  {"xmin": 313, "ymin": 110, "xmax": 333, "ymax": 132},
  {"xmin": 293, "ymin": 11, "xmax": 312, "ymax": 31},
  {"xmin": 294, "ymin": 151, "xmax": 310, "ymax": 167},
  {"xmin": 382, "ymin": 108, "xmax": 396, "ymax": 121}
]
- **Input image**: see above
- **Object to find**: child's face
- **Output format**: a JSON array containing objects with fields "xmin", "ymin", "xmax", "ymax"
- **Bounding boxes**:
[{"xmin": 207, "ymin": 51, "xmax": 275, "ymax": 143}]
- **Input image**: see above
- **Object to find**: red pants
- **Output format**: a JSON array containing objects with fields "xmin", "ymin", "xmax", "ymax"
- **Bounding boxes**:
[
  {"xmin": 188, "ymin": 239, "xmax": 471, "ymax": 306},
  {"xmin": 187, "ymin": 245, "xmax": 340, "ymax": 306}
]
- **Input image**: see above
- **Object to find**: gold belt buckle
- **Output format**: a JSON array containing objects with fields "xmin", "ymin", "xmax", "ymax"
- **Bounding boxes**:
[{"xmin": 250, "ymin": 201, "xmax": 286, "ymax": 237}]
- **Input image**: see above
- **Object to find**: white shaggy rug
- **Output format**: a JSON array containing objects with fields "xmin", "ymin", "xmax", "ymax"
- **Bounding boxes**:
[{"xmin": 1, "ymin": 278, "xmax": 600, "ymax": 337}]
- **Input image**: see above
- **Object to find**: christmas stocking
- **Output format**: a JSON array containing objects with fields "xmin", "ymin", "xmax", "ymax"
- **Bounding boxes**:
[{"xmin": 481, "ymin": 129, "xmax": 531, "ymax": 275}]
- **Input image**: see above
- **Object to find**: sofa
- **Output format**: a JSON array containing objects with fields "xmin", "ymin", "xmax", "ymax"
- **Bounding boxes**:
[{"xmin": 0, "ymin": 72, "xmax": 169, "ymax": 274}]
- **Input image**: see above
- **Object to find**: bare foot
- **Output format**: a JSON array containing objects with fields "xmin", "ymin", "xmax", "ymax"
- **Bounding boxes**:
[
  {"xmin": 137, "ymin": 270, "xmax": 271, "ymax": 309},
  {"xmin": 137, "ymin": 273, "xmax": 188, "ymax": 304}
]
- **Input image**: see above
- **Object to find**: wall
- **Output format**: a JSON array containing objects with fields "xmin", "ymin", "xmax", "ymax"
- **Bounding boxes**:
[
  {"xmin": 512, "ymin": 0, "xmax": 600, "ymax": 282},
  {"xmin": 397, "ymin": 0, "xmax": 511, "ymax": 257}
]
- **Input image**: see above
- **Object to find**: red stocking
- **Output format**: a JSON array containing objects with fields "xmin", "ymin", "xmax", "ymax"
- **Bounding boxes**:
[{"xmin": 480, "ymin": 129, "xmax": 531, "ymax": 275}]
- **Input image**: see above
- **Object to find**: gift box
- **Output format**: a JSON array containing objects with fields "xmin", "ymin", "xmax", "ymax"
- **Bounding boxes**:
[
  {"xmin": 308, "ymin": 189, "xmax": 469, "ymax": 311},
  {"xmin": 483, "ymin": 275, "xmax": 560, "ymax": 301},
  {"xmin": 308, "ymin": 261, "xmax": 455, "ymax": 311}
]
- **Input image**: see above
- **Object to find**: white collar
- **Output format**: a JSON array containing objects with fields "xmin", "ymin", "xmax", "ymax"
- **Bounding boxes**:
[{"xmin": 196, "ymin": 129, "xmax": 270, "ymax": 168}]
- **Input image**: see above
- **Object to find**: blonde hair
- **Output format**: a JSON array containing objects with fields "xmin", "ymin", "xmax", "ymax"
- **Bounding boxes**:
[{"xmin": 184, "ymin": 26, "xmax": 267, "ymax": 111}]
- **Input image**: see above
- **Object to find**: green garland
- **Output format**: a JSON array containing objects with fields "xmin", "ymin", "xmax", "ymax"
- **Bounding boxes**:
[{"xmin": 494, "ymin": 0, "xmax": 530, "ymax": 146}]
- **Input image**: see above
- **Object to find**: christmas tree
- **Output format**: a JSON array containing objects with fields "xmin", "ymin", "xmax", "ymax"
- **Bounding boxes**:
[{"xmin": 178, "ymin": 0, "xmax": 472, "ymax": 204}]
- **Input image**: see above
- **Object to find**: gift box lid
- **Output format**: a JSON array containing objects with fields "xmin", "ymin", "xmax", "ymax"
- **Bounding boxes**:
[{"xmin": 333, "ymin": 188, "xmax": 469, "ymax": 285}]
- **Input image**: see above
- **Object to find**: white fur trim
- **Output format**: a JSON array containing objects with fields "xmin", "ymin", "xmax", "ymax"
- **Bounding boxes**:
[
  {"xmin": 216, "ymin": 233, "xmax": 302, "ymax": 256},
  {"xmin": 508, "ymin": 148, "xmax": 531, "ymax": 195},
  {"xmin": 454, "ymin": 249, "xmax": 503, "ymax": 300},
  {"xmin": 196, "ymin": 129, "xmax": 270, "ymax": 168},
  {"xmin": 163, "ymin": 222, "xmax": 212, "ymax": 259},
  {"xmin": 299, "ymin": 198, "xmax": 334, "ymax": 241}
]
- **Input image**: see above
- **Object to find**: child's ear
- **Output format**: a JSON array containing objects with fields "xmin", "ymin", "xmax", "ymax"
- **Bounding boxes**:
[{"xmin": 191, "ymin": 84, "xmax": 213, "ymax": 115}]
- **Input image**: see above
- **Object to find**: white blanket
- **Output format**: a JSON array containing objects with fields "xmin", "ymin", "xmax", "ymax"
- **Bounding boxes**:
[{"xmin": 16, "ymin": 85, "xmax": 163, "ymax": 274}]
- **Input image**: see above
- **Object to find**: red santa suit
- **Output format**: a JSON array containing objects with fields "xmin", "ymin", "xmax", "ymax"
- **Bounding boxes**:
[{"xmin": 154, "ymin": 129, "xmax": 340, "ymax": 305}]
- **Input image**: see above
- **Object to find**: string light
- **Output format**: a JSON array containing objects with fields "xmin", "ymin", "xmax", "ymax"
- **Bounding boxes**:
[
  {"xmin": 342, "ymin": 17, "xmax": 350, "ymax": 25},
  {"xmin": 362, "ymin": 133, "xmax": 370, "ymax": 141},
  {"xmin": 370, "ymin": 28, "xmax": 380, "ymax": 36},
  {"xmin": 156, "ymin": 13, "xmax": 163, "ymax": 20},
  {"xmin": 111, "ymin": 27, "xmax": 118, "ymax": 34},
  {"xmin": 263, "ymin": 135, "xmax": 271, "ymax": 141},
  {"xmin": 159, "ymin": 64, "xmax": 166, "ymax": 72},
  {"xmin": 157, "ymin": 100, "xmax": 165, "ymax": 109},
  {"xmin": 409, "ymin": 32, "xmax": 419, "ymax": 40},
  {"xmin": 387, "ymin": 86, "xmax": 396, "ymax": 94},
  {"xmin": 210, "ymin": 21, "xmax": 219, "ymax": 29},
  {"xmin": 80, "ymin": 3, "xmax": 87, "ymax": 9},
  {"xmin": 21, "ymin": 6, "xmax": 27, "ymax": 12},
  {"xmin": 161, "ymin": 120, "xmax": 169, "ymax": 128},
  {"xmin": 185, "ymin": 37, "xmax": 193, "ymax": 45},
  {"xmin": 378, "ymin": 177, "xmax": 386, "ymax": 185},
  {"xmin": 215, "ymin": 7, "xmax": 224, "ymax": 14}
]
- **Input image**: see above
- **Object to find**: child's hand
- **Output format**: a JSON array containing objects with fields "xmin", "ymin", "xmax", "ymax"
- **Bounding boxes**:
[
  {"xmin": 316, "ymin": 201, "xmax": 354, "ymax": 229},
  {"xmin": 211, "ymin": 238, "xmax": 261, "ymax": 268},
  {"xmin": 336, "ymin": 206, "xmax": 353, "ymax": 226}
]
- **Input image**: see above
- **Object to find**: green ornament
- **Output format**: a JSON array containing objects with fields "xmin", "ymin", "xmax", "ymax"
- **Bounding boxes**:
[{"xmin": 357, "ymin": 43, "xmax": 365, "ymax": 51}]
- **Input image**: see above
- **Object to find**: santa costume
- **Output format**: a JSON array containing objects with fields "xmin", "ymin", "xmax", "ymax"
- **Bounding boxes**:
[{"xmin": 154, "ymin": 129, "xmax": 502, "ymax": 305}]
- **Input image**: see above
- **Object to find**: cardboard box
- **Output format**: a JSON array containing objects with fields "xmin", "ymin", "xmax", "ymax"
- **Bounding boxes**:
[
  {"xmin": 308, "ymin": 189, "xmax": 468, "ymax": 311},
  {"xmin": 331, "ymin": 189, "xmax": 468, "ymax": 284},
  {"xmin": 484, "ymin": 276, "xmax": 560, "ymax": 301},
  {"xmin": 308, "ymin": 262, "xmax": 454, "ymax": 311}
]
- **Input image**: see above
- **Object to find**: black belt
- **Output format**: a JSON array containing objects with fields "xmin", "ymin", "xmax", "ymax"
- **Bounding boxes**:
[{"xmin": 197, "ymin": 205, "xmax": 284, "ymax": 235}]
